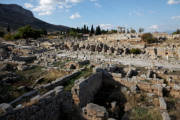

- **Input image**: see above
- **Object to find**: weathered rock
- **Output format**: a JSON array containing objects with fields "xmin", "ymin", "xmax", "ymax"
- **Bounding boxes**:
[
  {"xmin": 159, "ymin": 97, "xmax": 167, "ymax": 110},
  {"xmin": 108, "ymin": 118, "xmax": 116, "ymax": 120},
  {"xmin": 130, "ymin": 85, "xmax": 139, "ymax": 93},
  {"xmin": 110, "ymin": 101, "xmax": 117, "ymax": 112},
  {"xmin": 147, "ymin": 70, "xmax": 154, "ymax": 78},
  {"xmin": 71, "ymin": 72, "xmax": 102, "ymax": 107},
  {"xmin": 82, "ymin": 103, "xmax": 108, "ymax": 120},
  {"xmin": 161, "ymin": 111, "xmax": 171, "ymax": 120},
  {"xmin": 126, "ymin": 68, "xmax": 137, "ymax": 78},
  {"xmin": 0, "ymin": 103, "xmax": 13, "ymax": 113},
  {"xmin": 69, "ymin": 64, "xmax": 76, "ymax": 69}
]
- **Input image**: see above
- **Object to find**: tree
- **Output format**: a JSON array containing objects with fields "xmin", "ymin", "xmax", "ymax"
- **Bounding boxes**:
[
  {"xmin": 3, "ymin": 25, "xmax": 47, "ymax": 40},
  {"xmin": 90, "ymin": 25, "xmax": 95, "ymax": 35},
  {"xmin": 0, "ymin": 28, "xmax": 5, "ymax": 37},
  {"xmin": 76, "ymin": 27, "xmax": 81, "ymax": 33},
  {"xmin": 86, "ymin": 26, "xmax": 89, "ymax": 34},
  {"xmin": 101, "ymin": 29, "xmax": 108, "ymax": 34},
  {"xmin": 139, "ymin": 28, "xmax": 144, "ymax": 33},
  {"xmin": 131, "ymin": 29, "xmax": 136, "ymax": 33},
  {"xmin": 4, "ymin": 33, "xmax": 13, "ymax": 40},
  {"xmin": 172, "ymin": 29, "xmax": 180, "ymax": 35},
  {"xmin": 6, "ymin": 24, "xmax": 10, "ymax": 32},
  {"xmin": 95, "ymin": 26, "xmax": 101, "ymax": 35},
  {"xmin": 69, "ymin": 28, "xmax": 78, "ymax": 37},
  {"xmin": 41, "ymin": 29, "xmax": 47, "ymax": 35},
  {"xmin": 141, "ymin": 33, "xmax": 157, "ymax": 44},
  {"xmin": 17, "ymin": 25, "xmax": 46, "ymax": 39},
  {"xmin": 83, "ymin": 25, "xmax": 87, "ymax": 34}
]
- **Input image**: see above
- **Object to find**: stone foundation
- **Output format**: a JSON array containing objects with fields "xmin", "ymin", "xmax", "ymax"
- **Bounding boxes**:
[{"xmin": 72, "ymin": 71, "xmax": 103, "ymax": 107}]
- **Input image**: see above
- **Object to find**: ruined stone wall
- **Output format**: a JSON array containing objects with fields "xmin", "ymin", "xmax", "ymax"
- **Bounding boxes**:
[
  {"xmin": 0, "ymin": 86, "xmax": 73, "ymax": 120},
  {"xmin": 37, "ymin": 68, "xmax": 84, "ymax": 90},
  {"xmin": 71, "ymin": 71, "xmax": 103, "ymax": 108},
  {"xmin": 146, "ymin": 47, "xmax": 179, "ymax": 59},
  {"xmin": 110, "ymin": 73, "xmax": 163, "ymax": 96}
]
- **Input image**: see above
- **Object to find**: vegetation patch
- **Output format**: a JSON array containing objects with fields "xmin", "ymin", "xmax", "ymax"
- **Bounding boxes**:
[
  {"xmin": 42, "ymin": 69, "xmax": 69, "ymax": 84},
  {"xmin": 53, "ymin": 59, "xmax": 71, "ymax": 68},
  {"xmin": 129, "ymin": 107, "xmax": 162, "ymax": 120},
  {"xmin": 0, "ymin": 85, "xmax": 32, "ymax": 103},
  {"xmin": 130, "ymin": 48, "xmax": 142, "ymax": 54},
  {"xmin": 3, "ymin": 25, "xmax": 47, "ymax": 40},
  {"xmin": 141, "ymin": 33, "xmax": 158, "ymax": 44},
  {"xmin": 15, "ymin": 65, "xmax": 45, "ymax": 86},
  {"xmin": 64, "ymin": 67, "xmax": 93, "ymax": 91}
]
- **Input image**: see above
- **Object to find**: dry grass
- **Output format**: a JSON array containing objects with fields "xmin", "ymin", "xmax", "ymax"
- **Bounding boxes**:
[
  {"xmin": 43, "ymin": 69, "xmax": 69, "ymax": 83},
  {"xmin": 23, "ymin": 99, "xmax": 39, "ymax": 107},
  {"xmin": 129, "ymin": 107, "xmax": 162, "ymax": 120}
]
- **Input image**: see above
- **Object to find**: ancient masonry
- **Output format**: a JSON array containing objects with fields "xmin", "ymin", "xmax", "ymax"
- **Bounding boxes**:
[{"xmin": 1, "ymin": 65, "xmax": 175, "ymax": 120}]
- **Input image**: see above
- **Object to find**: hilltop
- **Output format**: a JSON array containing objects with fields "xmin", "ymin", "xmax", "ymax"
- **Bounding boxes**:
[{"xmin": 0, "ymin": 4, "xmax": 70, "ymax": 32}]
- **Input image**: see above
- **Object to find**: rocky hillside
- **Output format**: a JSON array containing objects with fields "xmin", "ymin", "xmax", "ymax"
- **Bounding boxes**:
[{"xmin": 0, "ymin": 4, "xmax": 70, "ymax": 32}]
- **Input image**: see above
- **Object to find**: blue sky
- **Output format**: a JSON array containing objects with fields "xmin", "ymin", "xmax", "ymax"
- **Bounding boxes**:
[{"xmin": 1, "ymin": 0, "xmax": 180, "ymax": 32}]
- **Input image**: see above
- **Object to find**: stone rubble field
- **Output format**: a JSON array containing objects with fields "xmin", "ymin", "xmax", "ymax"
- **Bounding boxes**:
[{"xmin": 0, "ymin": 33, "xmax": 180, "ymax": 120}]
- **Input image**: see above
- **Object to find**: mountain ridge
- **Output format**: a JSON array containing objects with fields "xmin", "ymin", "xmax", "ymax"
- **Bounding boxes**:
[{"xmin": 0, "ymin": 4, "xmax": 70, "ymax": 32}]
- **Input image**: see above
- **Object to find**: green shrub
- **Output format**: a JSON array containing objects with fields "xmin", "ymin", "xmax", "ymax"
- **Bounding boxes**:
[
  {"xmin": 141, "ymin": 33, "xmax": 158, "ymax": 44},
  {"xmin": 4, "ymin": 33, "xmax": 13, "ymax": 40},
  {"xmin": 12, "ymin": 32, "xmax": 21, "ymax": 39},
  {"xmin": 130, "ymin": 48, "xmax": 142, "ymax": 54},
  {"xmin": 172, "ymin": 29, "xmax": 180, "ymax": 35},
  {"xmin": 0, "ymin": 30, "xmax": 5, "ymax": 37},
  {"xmin": 17, "ymin": 25, "xmax": 47, "ymax": 39}
]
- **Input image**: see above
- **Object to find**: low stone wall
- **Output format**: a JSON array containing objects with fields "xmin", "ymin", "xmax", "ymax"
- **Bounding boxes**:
[
  {"xmin": 159, "ymin": 97, "xmax": 171, "ymax": 120},
  {"xmin": 111, "ymin": 73, "xmax": 163, "ymax": 96},
  {"xmin": 0, "ymin": 86, "xmax": 73, "ymax": 120},
  {"xmin": 170, "ymin": 89, "xmax": 180, "ymax": 98},
  {"xmin": 9, "ymin": 90, "xmax": 38, "ymax": 106},
  {"xmin": 37, "ymin": 68, "xmax": 84, "ymax": 90},
  {"xmin": 71, "ymin": 71, "xmax": 103, "ymax": 108}
]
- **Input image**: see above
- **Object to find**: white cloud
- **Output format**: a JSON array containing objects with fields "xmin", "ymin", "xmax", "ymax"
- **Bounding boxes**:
[
  {"xmin": 167, "ymin": 0, "xmax": 180, "ymax": 5},
  {"xmin": 31, "ymin": 0, "xmax": 82, "ymax": 16},
  {"xmin": 89, "ymin": 0, "xmax": 102, "ymax": 8},
  {"xmin": 146, "ymin": 24, "xmax": 180, "ymax": 33},
  {"xmin": 70, "ymin": 12, "xmax": 81, "ymax": 19},
  {"xmin": 149, "ymin": 25, "xmax": 159, "ymax": 30},
  {"xmin": 94, "ymin": 3, "xmax": 102, "ymax": 7},
  {"xmin": 24, "ymin": 3, "xmax": 34, "ymax": 8},
  {"xmin": 171, "ymin": 16, "xmax": 180, "ymax": 20},
  {"xmin": 99, "ymin": 24, "xmax": 114, "ymax": 30}
]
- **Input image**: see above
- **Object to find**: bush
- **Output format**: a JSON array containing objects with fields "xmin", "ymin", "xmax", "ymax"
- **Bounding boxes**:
[
  {"xmin": 12, "ymin": 32, "xmax": 21, "ymax": 39},
  {"xmin": 17, "ymin": 25, "xmax": 47, "ymax": 39},
  {"xmin": 4, "ymin": 33, "xmax": 13, "ymax": 40},
  {"xmin": 0, "ymin": 30, "xmax": 5, "ymax": 37},
  {"xmin": 130, "ymin": 48, "xmax": 142, "ymax": 54},
  {"xmin": 69, "ymin": 29, "xmax": 78, "ymax": 37},
  {"xmin": 141, "ymin": 33, "xmax": 158, "ymax": 44},
  {"xmin": 172, "ymin": 29, "xmax": 180, "ymax": 35},
  {"xmin": 4, "ymin": 32, "xmax": 22, "ymax": 40}
]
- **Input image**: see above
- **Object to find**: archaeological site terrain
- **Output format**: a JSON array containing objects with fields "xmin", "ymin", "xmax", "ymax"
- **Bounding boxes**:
[{"xmin": 0, "ymin": 3, "xmax": 180, "ymax": 120}]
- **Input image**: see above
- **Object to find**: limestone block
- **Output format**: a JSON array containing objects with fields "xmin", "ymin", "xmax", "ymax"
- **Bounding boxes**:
[
  {"xmin": 82, "ymin": 103, "xmax": 108, "ymax": 120},
  {"xmin": 0, "ymin": 103, "xmax": 13, "ymax": 113},
  {"xmin": 159, "ymin": 97, "xmax": 167, "ymax": 110}
]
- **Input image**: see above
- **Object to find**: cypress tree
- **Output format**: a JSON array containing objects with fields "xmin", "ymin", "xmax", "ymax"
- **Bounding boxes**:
[
  {"xmin": 7, "ymin": 24, "xmax": 10, "ymax": 32},
  {"xmin": 95, "ymin": 26, "xmax": 101, "ymax": 35},
  {"xmin": 90, "ymin": 25, "xmax": 95, "ymax": 35}
]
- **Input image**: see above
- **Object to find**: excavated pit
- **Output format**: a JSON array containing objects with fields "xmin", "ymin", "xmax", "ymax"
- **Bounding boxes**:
[{"xmin": 93, "ymin": 73, "xmax": 127, "ymax": 119}]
